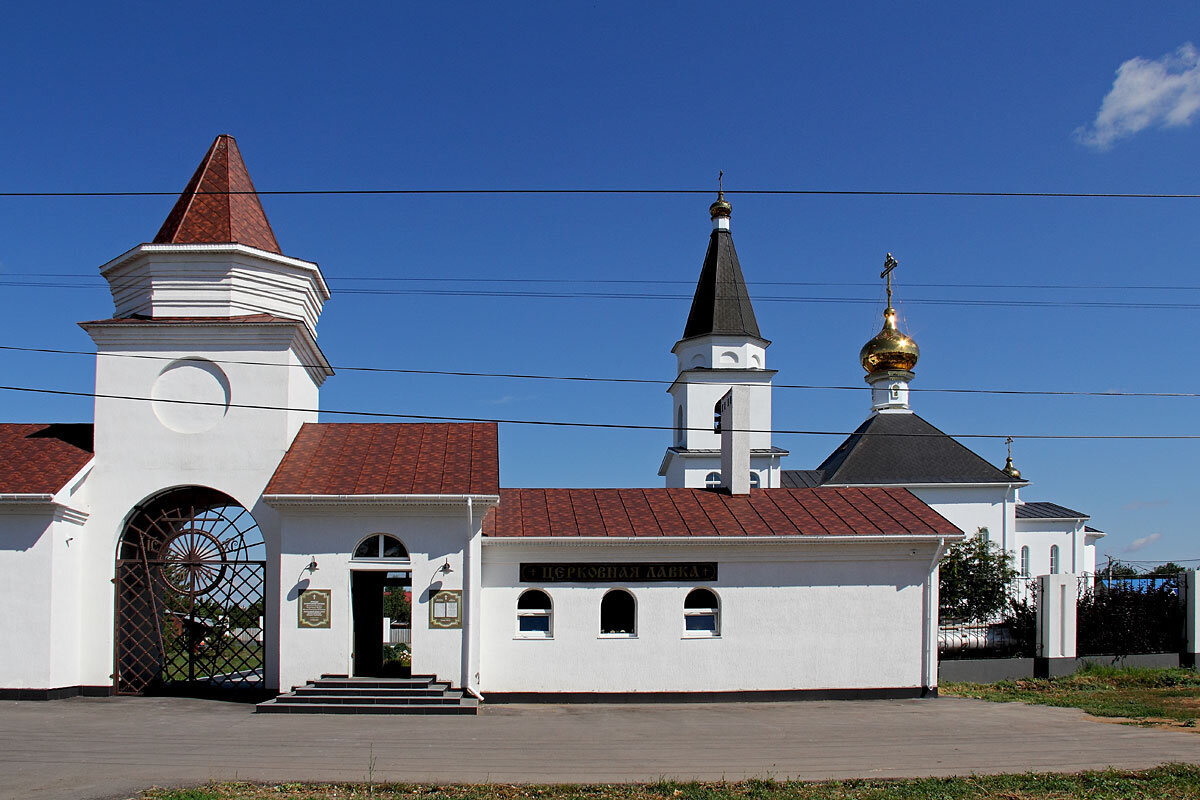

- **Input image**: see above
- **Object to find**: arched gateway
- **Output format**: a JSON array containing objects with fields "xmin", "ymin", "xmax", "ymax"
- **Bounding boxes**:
[{"xmin": 114, "ymin": 486, "xmax": 266, "ymax": 696}]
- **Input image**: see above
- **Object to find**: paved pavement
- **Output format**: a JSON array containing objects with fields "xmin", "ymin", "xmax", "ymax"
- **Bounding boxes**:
[{"xmin": 3, "ymin": 695, "xmax": 1200, "ymax": 800}]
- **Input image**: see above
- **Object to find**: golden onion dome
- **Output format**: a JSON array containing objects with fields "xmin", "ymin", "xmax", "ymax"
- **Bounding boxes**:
[
  {"xmin": 859, "ymin": 307, "xmax": 920, "ymax": 373},
  {"xmin": 1002, "ymin": 456, "xmax": 1021, "ymax": 479},
  {"xmin": 709, "ymin": 191, "xmax": 732, "ymax": 219}
]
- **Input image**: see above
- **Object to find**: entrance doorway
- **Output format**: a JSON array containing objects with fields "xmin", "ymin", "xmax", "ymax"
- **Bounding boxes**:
[{"xmin": 351, "ymin": 570, "xmax": 411, "ymax": 677}]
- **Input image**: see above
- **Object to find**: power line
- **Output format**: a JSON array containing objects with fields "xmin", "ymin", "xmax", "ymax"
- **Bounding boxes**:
[
  {"xmin": 1, "ymin": 382, "xmax": 1198, "ymax": 440},
  {"xmin": 2, "ymin": 344, "xmax": 1196, "ymax": 398},
  {"xmin": 4, "ymin": 278, "xmax": 1200, "ymax": 311},
  {"xmin": 9, "ymin": 271, "xmax": 1200, "ymax": 292},
  {"xmin": 2, "ymin": 187, "xmax": 1200, "ymax": 199}
]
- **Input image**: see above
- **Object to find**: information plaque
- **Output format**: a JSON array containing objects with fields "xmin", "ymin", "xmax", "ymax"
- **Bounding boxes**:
[
  {"xmin": 429, "ymin": 589, "xmax": 463, "ymax": 629},
  {"xmin": 298, "ymin": 589, "xmax": 331, "ymax": 629}
]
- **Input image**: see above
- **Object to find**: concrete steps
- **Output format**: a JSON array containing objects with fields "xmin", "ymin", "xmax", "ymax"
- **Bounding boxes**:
[{"xmin": 256, "ymin": 674, "xmax": 479, "ymax": 715}]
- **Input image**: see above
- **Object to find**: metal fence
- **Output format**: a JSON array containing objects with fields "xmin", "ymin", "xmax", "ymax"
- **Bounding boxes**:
[
  {"xmin": 1076, "ymin": 572, "xmax": 1185, "ymax": 657},
  {"xmin": 938, "ymin": 577, "xmax": 1037, "ymax": 660}
]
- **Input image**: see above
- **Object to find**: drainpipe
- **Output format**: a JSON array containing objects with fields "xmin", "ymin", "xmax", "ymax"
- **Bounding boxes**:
[
  {"xmin": 462, "ymin": 497, "xmax": 475, "ymax": 695},
  {"xmin": 922, "ymin": 537, "xmax": 947, "ymax": 693}
]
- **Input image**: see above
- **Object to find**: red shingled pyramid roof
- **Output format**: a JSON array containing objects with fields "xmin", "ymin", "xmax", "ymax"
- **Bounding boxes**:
[{"xmin": 153, "ymin": 134, "xmax": 281, "ymax": 254}]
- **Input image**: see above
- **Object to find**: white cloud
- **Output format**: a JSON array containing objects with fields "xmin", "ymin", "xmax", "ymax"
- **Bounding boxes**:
[
  {"xmin": 1076, "ymin": 43, "xmax": 1200, "ymax": 150},
  {"xmin": 1126, "ymin": 532, "xmax": 1162, "ymax": 553}
]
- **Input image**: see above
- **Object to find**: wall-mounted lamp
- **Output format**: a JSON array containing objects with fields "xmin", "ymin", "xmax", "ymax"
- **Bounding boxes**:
[
  {"xmin": 439, "ymin": 560, "xmax": 453, "ymax": 575},
  {"xmin": 305, "ymin": 557, "xmax": 319, "ymax": 574}
]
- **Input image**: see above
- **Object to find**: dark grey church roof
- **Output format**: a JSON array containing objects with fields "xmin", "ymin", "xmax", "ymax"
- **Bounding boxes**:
[
  {"xmin": 681, "ymin": 230, "xmax": 762, "ymax": 340},
  {"xmin": 782, "ymin": 412, "xmax": 1017, "ymax": 486},
  {"xmin": 780, "ymin": 470, "xmax": 826, "ymax": 489},
  {"xmin": 1016, "ymin": 502, "xmax": 1089, "ymax": 520}
]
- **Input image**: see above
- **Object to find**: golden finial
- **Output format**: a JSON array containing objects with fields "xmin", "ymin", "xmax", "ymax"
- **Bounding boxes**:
[
  {"xmin": 710, "ymin": 170, "xmax": 732, "ymax": 219},
  {"xmin": 1002, "ymin": 436, "xmax": 1022, "ymax": 479},
  {"xmin": 860, "ymin": 252, "xmax": 919, "ymax": 373}
]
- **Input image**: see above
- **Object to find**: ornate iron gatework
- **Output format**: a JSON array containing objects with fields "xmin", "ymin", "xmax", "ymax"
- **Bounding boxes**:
[{"xmin": 114, "ymin": 487, "xmax": 266, "ymax": 696}]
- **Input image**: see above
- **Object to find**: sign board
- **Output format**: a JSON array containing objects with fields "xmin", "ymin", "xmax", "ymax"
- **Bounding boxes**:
[
  {"xmin": 519, "ymin": 562, "xmax": 718, "ymax": 583},
  {"xmin": 429, "ymin": 589, "xmax": 463, "ymax": 629},
  {"xmin": 298, "ymin": 589, "xmax": 331, "ymax": 628}
]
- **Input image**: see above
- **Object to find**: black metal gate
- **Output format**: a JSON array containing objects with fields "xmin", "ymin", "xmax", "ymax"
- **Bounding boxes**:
[{"xmin": 114, "ymin": 487, "xmax": 266, "ymax": 696}]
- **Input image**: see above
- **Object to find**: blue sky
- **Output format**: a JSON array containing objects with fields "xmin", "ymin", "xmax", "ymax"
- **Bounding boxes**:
[{"xmin": 1, "ymin": 2, "xmax": 1198, "ymax": 565}]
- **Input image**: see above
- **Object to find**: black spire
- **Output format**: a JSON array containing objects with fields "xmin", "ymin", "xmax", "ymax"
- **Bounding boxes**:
[{"xmin": 681, "ymin": 197, "xmax": 762, "ymax": 340}]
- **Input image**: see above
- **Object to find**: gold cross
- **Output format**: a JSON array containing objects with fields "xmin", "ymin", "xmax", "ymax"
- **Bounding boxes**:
[{"xmin": 881, "ymin": 253, "xmax": 898, "ymax": 307}]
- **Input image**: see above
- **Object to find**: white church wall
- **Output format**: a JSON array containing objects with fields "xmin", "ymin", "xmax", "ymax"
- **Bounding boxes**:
[
  {"xmin": 0, "ymin": 509, "xmax": 58, "ymax": 688},
  {"xmin": 271, "ymin": 503, "xmax": 482, "ymax": 693},
  {"xmin": 67, "ymin": 323, "xmax": 323, "ymax": 688},
  {"xmin": 910, "ymin": 485, "xmax": 1014, "ymax": 552},
  {"xmin": 1013, "ymin": 523, "xmax": 1084, "ymax": 576},
  {"xmin": 479, "ymin": 540, "xmax": 938, "ymax": 693}
]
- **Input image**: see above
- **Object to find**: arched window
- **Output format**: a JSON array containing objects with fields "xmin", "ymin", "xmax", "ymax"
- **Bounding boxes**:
[
  {"xmin": 713, "ymin": 400, "xmax": 723, "ymax": 433},
  {"xmin": 684, "ymin": 588, "xmax": 720, "ymax": 637},
  {"xmin": 600, "ymin": 589, "xmax": 636, "ymax": 636},
  {"xmin": 1020, "ymin": 546, "xmax": 1030, "ymax": 577},
  {"xmin": 1049, "ymin": 545, "xmax": 1060, "ymax": 574},
  {"xmin": 704, "ymin": 471, "xmax": 722, "ymax": 489},
  {"xmin": 675, "ymin": 406, "xmax": 685, "ymax": 445},
  {"xmin": 749, "ymin": 472, "xmax": 761, "ymax": 489},
  {"xmin": 516, "ymin": 589, "xmax": 552, "ymax": 638},
  {"xmin": 353, "ymin": 534, "xmax": 409, "ymax": 561},
  {"xmin": 889, "ymin": 383, "xmax": 901, "ymax": 401}
]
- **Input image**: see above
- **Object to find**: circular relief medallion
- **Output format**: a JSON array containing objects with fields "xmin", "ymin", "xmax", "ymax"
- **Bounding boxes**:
[{"xmin": 151, "ymin": 358, "xmax": 231, "ymax": 434}]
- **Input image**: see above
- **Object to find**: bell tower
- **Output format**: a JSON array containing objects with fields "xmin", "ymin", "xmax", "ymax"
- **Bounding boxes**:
[{"xmin": 658, "ymin": 188, "xmax": 785, "ymax": 488}]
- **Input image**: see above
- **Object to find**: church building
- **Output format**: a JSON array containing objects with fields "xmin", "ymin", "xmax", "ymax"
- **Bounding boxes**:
[{"xmin": 2, "ymin": 134, "xmax": 1025, "ymax": 710}]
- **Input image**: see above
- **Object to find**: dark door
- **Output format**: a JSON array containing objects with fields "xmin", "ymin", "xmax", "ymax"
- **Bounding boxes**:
[{"xmin": 351, "ymin": 571, "xmax": 385, "ymax": 677}]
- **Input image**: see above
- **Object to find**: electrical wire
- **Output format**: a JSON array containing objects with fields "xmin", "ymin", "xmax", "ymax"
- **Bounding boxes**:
[
  {"xmin": 4, "ymin": 278, "xmax": 1200, "ymax": 311},
  {"xmin": 1, "ymin": 382, "xmax": 1197, "ymax": 440},
  {"xmin": 1, "ymin": 344, "xmax": 1196, "ymax": 398},
  {"xmin": 2, "ymin": 188, "xmax": 1200, "ymax": 198}
]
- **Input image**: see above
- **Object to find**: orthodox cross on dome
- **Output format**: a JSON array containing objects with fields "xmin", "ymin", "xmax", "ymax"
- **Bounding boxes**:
[
  {"xmin": 718, "ymin": 170, "xmax": 724, "ymax": 196},
  {"xmin": 881, "ymin": 252, "xmax": 899, "ymax": 307}
]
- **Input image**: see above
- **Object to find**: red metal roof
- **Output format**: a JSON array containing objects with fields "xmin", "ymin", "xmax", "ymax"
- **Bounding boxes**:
[
  {"xmin": 265, "ymin": 423, "xmax": 499, "ymax": 496},
  {"xmin": 0, "ymin": 424, "xmax": 93, "ymax": 495},
  {"xmin": 484, "ymin": 487, "xmax": 959, "ymax": 538},
  {"xmin": 153, "ymin": 135, "xmax": 281, "ymax": 254}
]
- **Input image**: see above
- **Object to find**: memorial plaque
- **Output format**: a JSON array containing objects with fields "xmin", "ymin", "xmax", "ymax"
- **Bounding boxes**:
[
  {"xmin": 298, "ymin": 589, "xmax": 331, "ymax": 628},
  {"xmin": 520, "ymin": 562, "xmax": 717, "ymax": 583},
  {"xmin": 429, "ymin": 589, "xmax": 463, "ymax": 629}
]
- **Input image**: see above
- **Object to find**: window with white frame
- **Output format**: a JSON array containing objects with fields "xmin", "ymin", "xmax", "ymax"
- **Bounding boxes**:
[
  {"xmin": 748, "ymin": 472, "xmax": 761, "ymax": 489},
  {"xmin": 1049, "ymin": 544, "xmax": 1060, "ymax": 574},
  {"xmin": 353, "ymin": 533, "xmax": 409, "ymax": 561},
  {"xmin": 684, "ymin": 587, "xmax": 720, "ymax": 637},
  {"xmin": 600, "ymin": 589, "xmax": 636, "ymax": 636},
  {"xmin": 704, "ymin": 471, "xmax": 722, "ymax": 489},
  {"xmin": 516, "ymin": 589, "xmax": 552, "ymax": 638},
  {"xmin": 1020, "ymin": 546, "xmax": 1030, "ymax": 577}
]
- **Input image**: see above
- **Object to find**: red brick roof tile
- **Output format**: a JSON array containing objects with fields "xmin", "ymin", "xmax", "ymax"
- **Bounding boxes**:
[
  {"xmin": 0, "ymin": 424, "xmax": 93, "ymax": 495},
  {"xmin": 483, "ymin": 487, "xmax": 960, "ymax": 538},
  {"xmin": 153, "ymin": 135, "xmax": 281, "ymax": 254},
  {"xmin": 265, "ymin": 423, "xmax": 499, "ymax": 496}
]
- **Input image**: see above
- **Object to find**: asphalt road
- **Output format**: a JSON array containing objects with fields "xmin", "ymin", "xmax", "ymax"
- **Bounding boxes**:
[{"xmin": 3, "ymin": 695, "xmax": 1200, "ymax": 800}]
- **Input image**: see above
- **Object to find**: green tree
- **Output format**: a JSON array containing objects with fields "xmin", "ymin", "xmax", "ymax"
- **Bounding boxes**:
[
  {"xmin": 1148, "ymin": 562, "xmax": 1185, "ymax": 577},
  {"xmin": 384, "ymin": 589, "xmax": 411, "ymax": 624},
  {"xmin": 939, "ymin": 531, "xmax": 1018, "ymax": 624}
]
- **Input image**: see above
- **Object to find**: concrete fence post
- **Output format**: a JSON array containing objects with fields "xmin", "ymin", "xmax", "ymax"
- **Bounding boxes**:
[
  {"xmin": 1035, "ymin": 573, "xmax": 1077, "ymax": 678},
  {"xmin": 1185, "ymin": 569, "xmax": 1199, "ymax": 669}
]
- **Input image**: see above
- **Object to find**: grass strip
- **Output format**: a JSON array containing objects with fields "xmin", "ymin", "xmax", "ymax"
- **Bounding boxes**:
[
  {"xmin": 143, "ymin": 764, "xmax": 1200, "ymax": 800},
  {"xmin": 942, "ymin": 665, "xmax": 1200, "ymax": 724}
]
